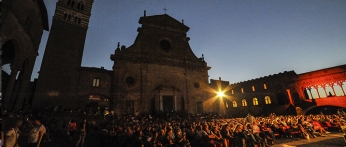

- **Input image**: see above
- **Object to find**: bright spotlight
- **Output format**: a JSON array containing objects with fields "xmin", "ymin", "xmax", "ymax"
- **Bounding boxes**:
[{"xmin": 217, "ymin": 91, "xmax": 224, "ymax": 98}]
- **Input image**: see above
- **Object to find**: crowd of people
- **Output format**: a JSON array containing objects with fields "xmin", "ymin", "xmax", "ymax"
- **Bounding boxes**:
[{"xmin": 1, "ymin": 108, "xmax": 346, "ymax": 147}]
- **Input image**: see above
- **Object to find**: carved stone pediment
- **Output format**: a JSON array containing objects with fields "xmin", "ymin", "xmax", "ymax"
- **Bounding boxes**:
[{"xmin": 154, "ymin": 85, "xmax": 181, "ymax": 92}]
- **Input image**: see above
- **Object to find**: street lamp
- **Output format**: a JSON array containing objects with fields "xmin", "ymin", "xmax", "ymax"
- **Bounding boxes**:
[{"xmin": 217, "ymin": 91, "xmax": 224, "ymax": 98}]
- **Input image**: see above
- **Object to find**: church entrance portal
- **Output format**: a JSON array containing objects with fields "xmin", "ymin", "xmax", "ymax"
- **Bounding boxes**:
[
  {"xmin": 162, "ymin": 96, "xmax": 174, "ymax": 112},
  {"xmin": 125, "ymin": 100, "xmax": 134, "ymax": 114}
]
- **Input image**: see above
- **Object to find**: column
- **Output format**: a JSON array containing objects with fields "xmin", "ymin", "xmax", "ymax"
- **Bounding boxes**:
[
  {"xmin": 313, "ymin": 86, "xmax": 321, "ymax": 98},
  {"xmin": 337, "ymin": 81, "xmax": 346, "ymax": 96},
  {"xmin": 286, "ymin": 89, "xmax": 294, "ymax": 105},
  {"xmin": 300, "ymin": 87, "xmax": 308, "ymax": 99},
  {"xmin": 321, "ymin": 84, "xmax": 327, "ymax": 98},
  {"xmin": 307, "ymin": 87, "xmax": 313, "ymax": 99},
  {"xmin": 4, "ymin": 69, "xmax": 19, "ymax": 110},
  {"xmin": 330, "ymin": 82, "xmax": 336, "ymax": 96},
  {"xmin": 14, "ymin": 74, "xmax": 30, "ymax": 111}
]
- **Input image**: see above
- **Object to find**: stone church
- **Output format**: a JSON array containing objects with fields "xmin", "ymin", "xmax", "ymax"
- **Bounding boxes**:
[
  {"xmin": 33, "ymin": 0, "xmax": 210, "ymax": 115},
  {"xmin": 110, "ymin": 13, "xmax": 211, "ymax": 114}
]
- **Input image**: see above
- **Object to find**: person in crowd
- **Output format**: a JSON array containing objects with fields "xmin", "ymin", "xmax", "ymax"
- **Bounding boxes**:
[
  {"xmin": 220, "ymin": 124, "xmax": 236, "ymax": 147},
  {"xmin": 260, "ymin": 121, "xmax": 275, "ymax": 145},
  {"xmin": 185, "ymin": 124, "xmax": 195, "ymax": 145},
  {"xmin": 99, "ymin": 128, "xmax": 109, "ymax": 147},
  {"xmin": 212, "ymin": 125, "xmax": 228, "ymax": 147},
  {"xmin": 5, "ymin": 119, "xmax": 23, "ymax": 147},
  {"xmin": 270, "ymin": 119, "xmax": 285, "ymax": 138},
  {"xmin": 244, "ymin": 123, "xmax": 261, "ymax": 147},
  {"xmin": 174, "ymin": 129, "xmax": 190, "ymax": 147},
  {"xmin": 76, "ymin": 118, "xmax": 88, "ymax": 147},
  {"xmin": 201, "ymin": 124, "xmax": 223, "ymax": 147},
  {"xmin": 41, "ymin": 117, "xmax": 53, "ymax": 142},
  {"xmin": 311, "ymin": 118, "xmax": 330, "ymax": 135},
  {"xmin": 115, "ymin": 125, "xmax": 125, "ymax": 146},
  {"xmin": 27, "ymin": 117, "xmax": 46, "ymax": 147},
  {"xmin": 337, "ymin": 120, "xmax": 346, "ymax": 142},
  {"xmin": 68, "ymin": 119, "xmax": 77, "ymax": 141},
  {"xmin": 297, "ymin": 117, "xmax": 314, "ymax": 139},
  {"xmin": 130, "ymin": 130, "xmax": 145, "ymax": 147},
  {"xmin": 233, "ymin": 123, "xmax": 245, "ymax": 147},
  {"xmin": 161, "ymin": 128, "xmax": 178, "ymax": 147},
  {"xmin": 301, "ymin": 118, "xmax": 316, "ymax": 138},
  {"xmin": 277, "ymin": 118, "xmax": 291, "ymax": 138}
]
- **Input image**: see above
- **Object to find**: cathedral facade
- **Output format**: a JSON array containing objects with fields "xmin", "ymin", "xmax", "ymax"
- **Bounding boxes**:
[{"xmin": 110, "ymin": 14, "xmax": 210, "ymax": 114}]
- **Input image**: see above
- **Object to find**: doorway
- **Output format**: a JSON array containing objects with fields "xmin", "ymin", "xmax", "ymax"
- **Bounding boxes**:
[{"xmin": 162, "ymin": 96, "xmax": 173, "ymax": 112}]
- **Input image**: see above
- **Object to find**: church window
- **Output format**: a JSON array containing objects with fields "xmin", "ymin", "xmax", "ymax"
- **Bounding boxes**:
[
  {"xmin": 64, "ymin": 13, "xmax": 67, "ymax": 20},
  {"xmin": 194, "ymin": 82, "xmax": 200, "ymax": 88},
  {"xmin": 67, "ymin": 0, "xmax": 71, "ymax": 5},
  {"xmin": 253, "ymin": 98, "xmax": 258, "ymax": 105},
  {"xmin": 74, "ymin": 16, "xmax": 78, "ymax": 23},
  {"xmin": 252, "ymin": 86, "xmax": 255, "ymax": 91},
  {"xmin": 265, "ymin": 96, "xmax": 271, "ymax": 104},
  {"xmin": 263, "ymin": 84, "xmax": 267, "ymax": 89},
  {"xmin": 81, "ymin": 3, "xmax": 84, "ymax": 11},
  {"xmin": 92, "ymin": 78, "xmax": 100, "ymax": 87},
  {"xmin": 125, "ymin": 76, "xmax": 135, "ymax": 85},
  {"xmin": 231, "ymin": 90, "xmax": 234, "ymax": 94},
  {"xmin": 160, "ymin": 39, "xmax": 171, "ymax": 51},
  {"xmin": 242, "ymin": 99, "xmax": 247, "ymax": 106},
  {"xmin": 78, "ymin": 18, "xmax": 81, "ymax": 24},
  {"xmin": 68, "ymin": 14, "xmax": 71, "ymax": 21},
  {"xmin": 241, "ymin": 88, "xmax": 244, "ymax": 93},
  {"xmin": 232, "ymin": 101, "xmax": 237, "ymax": 107}
]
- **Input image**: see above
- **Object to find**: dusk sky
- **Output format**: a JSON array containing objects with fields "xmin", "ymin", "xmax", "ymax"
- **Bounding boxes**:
[{"xmin": 33, "ymin": 0, "xmax": 346, "ymax": 84}]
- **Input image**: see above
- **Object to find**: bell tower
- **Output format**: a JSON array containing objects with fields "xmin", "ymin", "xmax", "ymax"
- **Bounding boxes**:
[{"xmin": 34, "ymin": 0, "xmax": 94, "ymax": 107}]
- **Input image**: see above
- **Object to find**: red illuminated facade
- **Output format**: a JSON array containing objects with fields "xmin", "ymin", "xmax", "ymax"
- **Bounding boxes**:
[{"xmin": 210, "ymin": 64, "xmax": 346, "ymax": 117}]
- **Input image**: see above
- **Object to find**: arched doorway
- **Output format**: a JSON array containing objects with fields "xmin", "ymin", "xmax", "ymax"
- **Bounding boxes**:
[{"xmin": 1, "ymin": 40, "xmax": 20, "ymax": 110}]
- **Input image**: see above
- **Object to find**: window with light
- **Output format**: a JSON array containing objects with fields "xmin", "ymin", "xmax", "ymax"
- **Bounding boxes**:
[
  {"xmin": 232, "ymin": 101, "xmax": 237, "ymax": 107},
  {"xmin": 253, "ymin": 98, "xmax": 258, "ymax": 105},
  {"xmin": 242, "ymin": 99, "xmax": 247, "ymax": 106},
  {"xmin": 265, "ymin": 96, "xmax": 271, "ymax": 104},
  {"xmin": 93, "ymin": 78, "xmax": 100, "ymax": 87}
]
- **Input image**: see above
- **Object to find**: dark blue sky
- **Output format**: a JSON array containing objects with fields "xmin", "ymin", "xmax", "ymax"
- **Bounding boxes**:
[{"xmin": 32, "ymin": 0, "xmax": 346, "ymax": 83}]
